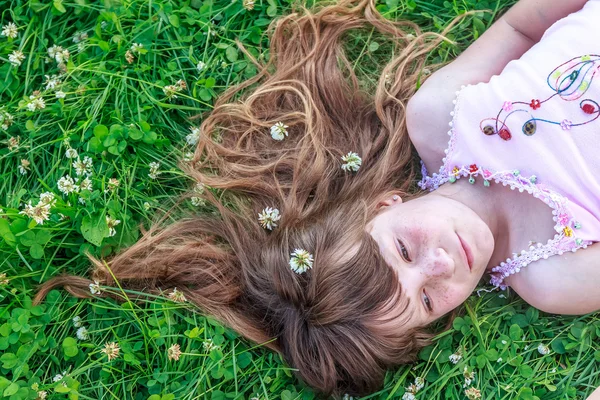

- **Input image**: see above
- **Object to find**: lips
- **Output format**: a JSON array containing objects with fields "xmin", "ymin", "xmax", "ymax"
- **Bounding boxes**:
[{"xmin": 457, "ymin": 234, "xmax": 473, "ymax": 271}]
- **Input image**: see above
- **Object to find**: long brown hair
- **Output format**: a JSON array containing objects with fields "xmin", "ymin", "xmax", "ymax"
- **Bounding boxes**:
[{"xmin": 34, "ymin": 0, "xmax": 466, "ymax": 396}]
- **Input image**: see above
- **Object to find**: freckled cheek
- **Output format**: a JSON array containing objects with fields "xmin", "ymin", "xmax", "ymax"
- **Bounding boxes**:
[{"xmin": 432, "ymin": 284, "xmax": 469, "ymax": 310}]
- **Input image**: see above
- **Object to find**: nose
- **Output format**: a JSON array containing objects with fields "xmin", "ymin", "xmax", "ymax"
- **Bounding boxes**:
[{"xmin": 423, "ymin": 247, "xmax": 455, "ymax": 279}]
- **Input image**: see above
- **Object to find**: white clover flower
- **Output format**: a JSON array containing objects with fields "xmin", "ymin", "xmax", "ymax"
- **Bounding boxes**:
[
  {"xmin": 1, "ymin": 22, "xmax": 18, "ymax": 39},
  {"xmin": 143, "ymin": 202, "xmax": 151, "ymax": 210},
  {"xmin": 73, "ymin": 156, "xmax": 93, "ymax": 176},
  {"xmin": 401, "ymin": 392, "xmax": 415, "ymax": 400},
  {"xmin": 463, "ymin": 366, "xmax": 475, "ymax": 387},
  {"xmin": 243, "ymin": 0, "xmax": 255, "ymax": 10},
  {"xmin": 414, "ymin": 376, "xmax": 425, "ymax": 391},
  {"xmin": 406, "ymin": 33, "xmax": 415, "ymax": 41},
  {"xmin": 191, "ymin": 197, "xmax": 205, "ymax": 207},
  {"xmin": 78, "ymin": 197, "xmax": 86, "ymax": 205},
  {"xmin": 7, "ymin": 136, "xmax": 20, "ymax": 151},
  {"xmin": 0, "ymin": 110, "xmax": 14, "ymax": 130},
  {"xmin": 168, "ymin": 343, "xmax": 182, "ymax": 361},
  {"xmin": 18, "ymin": 159, "xmax": 30, "ymax": 175},
  {"xmin": 8, "ymin": 50, "xmax": 25, "ymax": 66},
  {"xmin": 27, "ymin": 95, "xmax": 46, "ymax": 112},
  {"xmin": 72, "ymin": 31, "xmax": 88, "ymax": 43},
  {"xmin": 57, "ymin": 175, "xmax": 76, "ymax": 195},
  {"xmin": 39, "ymin": 192, "xmax": 56, "ymax": 207},
  {"xmin": 65, "ymin": 148, "xmax": 78, "ymax": 159},
  {"xmin": 538, "ymin": 343, "xmax": 549, "ymax": 355},
  {"xmin": 106, "ymin": 215, "xmax": 121, "ymax": 237},
  {"xmin": 76, "ymin": 326, "xmax": 89, "ymax": 340},
  {"xmin": 289, "ymin": 249, "xmax": 314, "ymax": 274},
  {"xmin": 105, "ymin": 178, "xmax": 120, "ymax": 193},
  {"xmin": 258, "ymin": 207, "xmax": 281, "ymax": 230},
  {"xmin": 72, "ymin": 316, "xmax": 82, "ymax": 328},
  {"xmin": 102, "ymin": 342, "xmax": 120, "ymax": 361},
  {"xmin": 130, "ymin": 42, "xmax": 143, "ymax": 54},
  {"xmin": 176, "ymin": 79, "xmax": 187, "ymax": 90},
  {"xmin": 48, "ymin": 44, "xmax": 69, "ymax": 63},
  {"xmin": 44, "ymin": 74, "xmax": 61, "ymax": 90},
  {"xmin": 57, "ymin": 49, "xmax": 69, "ymax": 63},
  {"xmin": 163, "ymin": 84, "xmax": 181, "ymax": 100},
  {"xmin": 125, "ymin": 50, "xmax": 135, "ymax": 64},
  {"xmin": 167, "ymin": 287, "xmax": 187, "ymax": 303},
  {"xmin": 197, "ymin": 61, "xmax": 206, "ymax": 72},
  {"xmin": 52, "ymin": 373, "xmax": 64, "ymax": 382},
  {"xmin": 449, "ymin": 352, "xmax": 462, "ymax": 364},
  {"xmin": 55, "ymin": 91, "xmax": 66, "ymax": 99},
  {"xmin": 183, "ymin": 151, "xmax": 194, "ymax": 162},
  {"xmin": 497, "ymin": 357, "xmax": 503, "ymax": 363},
  {"xmin": 270, "ymin": 122, "xmax": 289, "ymax": 141},
  {"xmin": 148, "ymin": 161, "xmax": 161, "ymax": 179},
  {"xmin": 19, "ymin": 201, "xmax": 51, "ymax": 225},
  {"xmin": 464, "ymin": 387, "xmax": 481, "ymax": 400},
  {"xmin": 89, "ymin": 280, "xmax": 101, "ymax": 295},
  {"xmin": 341, "ymin": 151, "xmax": 362, "ymax": 172},
  {"xmin": 47, "ymin": 45, "xmax": 61, "ymax": 59},
  {"xmin": 186, "ymin": 126, "xmax": 201, "ymax": 145},
  {"xmin": 78, "ymin": 176, "xmax": 92, "ymax": 192},
  {"xmin": 37, "ymin": 391, "xmax": 47, "ymax": 399},
  {"xmin": 203, "ymin": 339, "xmax": 220, "ymax": 352}
]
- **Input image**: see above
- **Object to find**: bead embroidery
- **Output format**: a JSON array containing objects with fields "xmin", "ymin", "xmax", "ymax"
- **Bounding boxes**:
[
  {"xmin": 479, "ymin": 55, "xmax": 600, "ymax": 141},
  {"xmin": 418, "ymin": 85, "xmax": 594, "ymax": 290}
]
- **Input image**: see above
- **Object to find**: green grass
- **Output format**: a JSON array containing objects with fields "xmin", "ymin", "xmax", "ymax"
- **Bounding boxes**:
[{"xmin": 1, "ymin": 0, "xmax": 600, "ymax": 399}]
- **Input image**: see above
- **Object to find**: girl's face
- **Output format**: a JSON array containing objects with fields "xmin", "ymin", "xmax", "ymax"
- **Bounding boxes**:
[{"xmin": 365, "ymin": 193, "xmax": 495, "ymax": 327}]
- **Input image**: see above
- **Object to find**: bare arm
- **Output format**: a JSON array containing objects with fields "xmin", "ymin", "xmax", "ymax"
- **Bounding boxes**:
[
  {"xmin": 586, "ymin": 386, "xmax": 600, "ymax": 400},
  {"xmin": 506, "ymin": 241, "xmax": 600, "ymax": 315},
  {"xmin": 407, "ymin": 0, "xmax": 589, "ymax": 150},
  {"xmin": 428, "ymin": 0, "xmax": 590, "ymax": 87}
]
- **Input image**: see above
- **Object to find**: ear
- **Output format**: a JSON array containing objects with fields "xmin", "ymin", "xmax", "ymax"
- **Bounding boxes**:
[{"xmin": 375, "ymin": 194, "xmax": 403, "ymax": 211}]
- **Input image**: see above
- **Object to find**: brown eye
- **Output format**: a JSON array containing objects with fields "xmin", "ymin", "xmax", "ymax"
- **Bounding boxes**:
[
  {"xmin": 397, "ymin": 239, "xmax": 411, "ymax": 262},
  {"xmin": 423, "ymin": 290, "xmax": 433, "ymax": 312}
]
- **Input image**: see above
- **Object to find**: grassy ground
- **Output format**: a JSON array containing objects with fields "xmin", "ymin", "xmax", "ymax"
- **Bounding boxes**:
[{"xmin": 1, "ymin": 0, "xmax": 600, "ymax": 399}]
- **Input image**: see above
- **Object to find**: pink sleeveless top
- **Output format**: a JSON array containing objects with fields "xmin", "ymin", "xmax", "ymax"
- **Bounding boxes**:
[{"xmin": 418, "ymin": 1, "xmax": 600, "ymax": 290}]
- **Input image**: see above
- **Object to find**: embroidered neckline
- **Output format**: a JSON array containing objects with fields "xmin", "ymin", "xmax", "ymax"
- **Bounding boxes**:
[{"xmin": 418, "ymin": 85, "xmax": 593, "ymax": 290}]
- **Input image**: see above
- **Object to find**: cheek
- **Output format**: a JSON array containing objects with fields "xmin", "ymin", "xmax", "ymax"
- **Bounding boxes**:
[{"xmin": 432, "ymin": 284, "xmax": 471, "ymax": 311}]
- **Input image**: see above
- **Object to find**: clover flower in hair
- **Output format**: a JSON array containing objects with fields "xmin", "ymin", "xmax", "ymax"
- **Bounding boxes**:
[
  {"xmin": 258, "ymin": 207, "xmax": 281, "ymax": 230},
  {"xmin": 341, "ymin": 151, "xmax": 362, "ymax": 172},
  {"xmin": 89, "ymin": 280, "xmax": 101, "ymax": 295},
  {"xmin": 270, "ymin": 122, "xmax": 289, "ymax": 141},
  {"xmin": 289, "ymin": 248, "xmax": 313, "ymax": 274}
]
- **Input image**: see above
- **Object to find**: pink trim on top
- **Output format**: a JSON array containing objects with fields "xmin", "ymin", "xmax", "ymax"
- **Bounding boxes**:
[{"xmin": 417, "ymin": 86, "xmax": 593, "ymax": 290}]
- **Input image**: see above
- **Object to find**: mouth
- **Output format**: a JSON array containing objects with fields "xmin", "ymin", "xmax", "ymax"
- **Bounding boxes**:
[{"xmin": 457, "ymin": 234, "xmax": 474, "ymax": 271}]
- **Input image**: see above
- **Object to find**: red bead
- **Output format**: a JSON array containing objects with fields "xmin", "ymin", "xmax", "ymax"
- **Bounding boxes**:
[
  {"xmin": 498, "ymin": 128, "xmax": 512, "ymax": 140},
  {"xmin": 583, "ymin": 104, "xmax": 596, "ymax": 114},
  {"xmin": 529, "ymin": 99, "xmax": 541, "ymax": 110},
  {"xmin": 469, "ymin": 164, "xmax": 478, "ymax": 173}
]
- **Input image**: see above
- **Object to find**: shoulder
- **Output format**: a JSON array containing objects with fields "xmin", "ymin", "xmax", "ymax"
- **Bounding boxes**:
[
  {"xmin": 504, "ymin": 241, "xmax": 600, "ymax": 315},
  {"xmin": 406, "ymin": 68, "xmax": 484, "ymax": 171},
  {"xmin": 406, "ymin": 72, "xmax": 462, "ymax": 162}
]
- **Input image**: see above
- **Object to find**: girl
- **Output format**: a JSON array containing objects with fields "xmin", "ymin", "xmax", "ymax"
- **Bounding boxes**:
[{"xmin": 34, "ymin": 0, "xmax": 600, "ymax": 397}]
